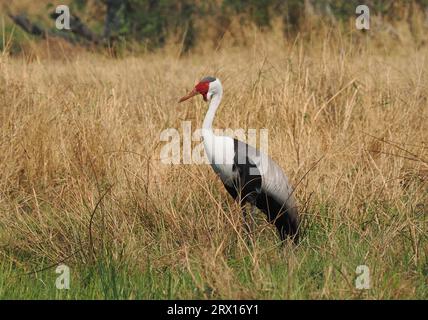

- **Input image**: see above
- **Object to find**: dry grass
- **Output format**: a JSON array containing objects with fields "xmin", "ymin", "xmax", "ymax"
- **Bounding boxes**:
[{"xmin": 0, "ymin": 22, "xmax": 427, "ymax": 299}]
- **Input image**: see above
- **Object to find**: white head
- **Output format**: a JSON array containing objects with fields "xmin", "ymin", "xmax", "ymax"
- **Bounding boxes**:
[{"xmin": 178, "ymin": 76, "xmax": 222, "ymax": 103}]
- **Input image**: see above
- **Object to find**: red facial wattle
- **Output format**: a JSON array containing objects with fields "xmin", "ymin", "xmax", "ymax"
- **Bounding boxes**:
[
  {"xmin": 195, "ymin": 81, "xmax": 210, "ymax": 101},
  {"xmin": 178, "ymin": 78, "xmax": 214, "ymax": 103}
]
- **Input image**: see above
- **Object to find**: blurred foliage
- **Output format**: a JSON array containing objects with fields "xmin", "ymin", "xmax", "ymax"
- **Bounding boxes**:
[
  {"xmin": 3, "ymin": 0, "xmax": 428, "ymax": 53},
  {"xmin": 83, "ymin": 0, "xmax": 200, "ymax": 50},
  {"xmin": 77, "ymin": 0, "xmax": 428, "ymax": 49}
]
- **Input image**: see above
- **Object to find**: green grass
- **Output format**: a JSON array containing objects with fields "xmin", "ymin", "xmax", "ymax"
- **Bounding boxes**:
[{"xmin": 1, "ymin": 203, "xmax": 426, "ymax": 300}]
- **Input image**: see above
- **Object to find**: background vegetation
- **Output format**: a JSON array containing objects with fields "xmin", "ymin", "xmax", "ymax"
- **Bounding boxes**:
[
  {"xmin": 2, "ymin": 0, "xmax": 428, "ymax": 55},
  {"xmin": 0, "ymin": 1, "xmax": 427, "ymax": 299}
]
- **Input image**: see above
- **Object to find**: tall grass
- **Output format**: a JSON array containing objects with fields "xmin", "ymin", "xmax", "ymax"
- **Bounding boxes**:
[{"xmin": 0, "ymin": 20, "xmax": 427, "ymax": 299}]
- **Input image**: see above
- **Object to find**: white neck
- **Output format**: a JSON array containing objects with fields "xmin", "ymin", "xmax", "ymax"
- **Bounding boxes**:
[
  {"xmin": 202, "ymin": 89, "xmax": 227, "ymax": 169},
  {"xmin": 202, "ymin": 91, "xmax": 222, "ymax": 135}
]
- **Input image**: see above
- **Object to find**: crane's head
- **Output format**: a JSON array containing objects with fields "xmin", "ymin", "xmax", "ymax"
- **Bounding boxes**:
[{"xmin": 178, "ymin": 76, "xmax": 222, "ymax": 103}]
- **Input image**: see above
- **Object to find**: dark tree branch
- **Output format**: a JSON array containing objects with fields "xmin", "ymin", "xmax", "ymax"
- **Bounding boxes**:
[
  {"xmin": 8, "ymin": 13, "xmax": 79, "ymax": 45},
  {"xmin": 8, "ymin": 10, "xmax": 104, "ymax": 47},
  {"xmin": 7, "ymin": 13, "xmax": 47, "ymax": 38}
]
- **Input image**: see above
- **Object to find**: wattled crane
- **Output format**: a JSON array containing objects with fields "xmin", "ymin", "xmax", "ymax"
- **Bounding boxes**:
[{"xmin": 179, "ymin": 77, "xmax": 299, "ymax": 243}]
